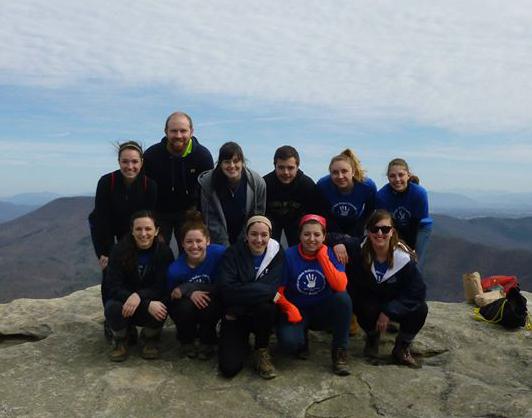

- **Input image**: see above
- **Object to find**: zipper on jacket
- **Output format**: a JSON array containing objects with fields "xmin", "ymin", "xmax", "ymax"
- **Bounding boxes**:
[{"xmin": 171, "ymin": 156, "xmax": 175, "ymax": 192}]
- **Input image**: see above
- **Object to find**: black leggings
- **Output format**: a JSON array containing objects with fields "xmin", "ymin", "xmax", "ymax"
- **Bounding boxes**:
[
  {"xmin": 168, "ymin": 297, "xmax": 221, "ymax": 345},
  {"xmin": 218, "ymin": 302, "xmax": 276, "ymax": 378},
  {"xmin": 104, "ymin": 299, "xmax": 164, "ymax": 332},
  {"xmin": 353, "ymin": 293, "xmax": 428, "ymax": 342}
]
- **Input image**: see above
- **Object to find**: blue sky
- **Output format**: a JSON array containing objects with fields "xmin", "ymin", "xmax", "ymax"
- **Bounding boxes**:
[{"xmin": 1, "ymin": 0, "xmax": 532, "ymax": 196}]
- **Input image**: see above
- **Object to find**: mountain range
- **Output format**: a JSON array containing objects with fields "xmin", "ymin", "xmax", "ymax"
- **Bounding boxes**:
[{"xmin": 0, "ymin": 196, "xmax": 530, "ymax": 303}]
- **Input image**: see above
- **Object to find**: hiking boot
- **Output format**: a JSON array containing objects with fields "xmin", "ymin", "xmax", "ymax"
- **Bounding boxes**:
[
  {"xmin": 141, "ymin": 340, "xmax": 160, "ymax": 360},
  {"xmin": 332, "ymin": 348, "xmax": 350, "ymax": 376},
  {"xmin": 181, "ymin": 342, "xmax": 198, "ymax": 359},
  {"xmin": 349, "ymin": 314, "xmax": 359, "ymax": 336},
  {"xmin": 392, "ymin": 341, "xmax": 419, "ymax": 368},
  {"xmin": 109, "ymin": 338, "xmax": 128, "ymax": 362},
  {"xmin": 363, "ymin": 333, "xmax": 380, "ymax": 358},
  {"xmin": 197, "ymin": 343, "xmax": 215, "ymax": 361},
  {"xmin": 139, "ymin": 328, "xmax": 160, "ymax": 360},
  {"xmin": 255, "ymin": 348, "xmax": 277, "ymax": 380}
]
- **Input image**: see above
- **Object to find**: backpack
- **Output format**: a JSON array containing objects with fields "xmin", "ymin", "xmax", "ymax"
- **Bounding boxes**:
[
  {"xmin": 481, "ymin": 275, "xmax": 519, "ymax": 294},
  {"xmin": 474, "ymin": 287, "xmax": 530, "ymax": 330}
]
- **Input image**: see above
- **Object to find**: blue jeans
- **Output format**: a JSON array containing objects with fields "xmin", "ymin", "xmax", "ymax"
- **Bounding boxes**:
[
  {"xmin": 277, "ymin": 291, "xmax": 352, "ymax": 352},
  {"xmin": 416, "ymin": 224, "xmax": 432, "ymax": 272}
]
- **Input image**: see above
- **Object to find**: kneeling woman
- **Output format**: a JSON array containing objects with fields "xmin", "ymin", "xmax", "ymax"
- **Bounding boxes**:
[
  {"xmin": 276, "ymin": 215, "xmax": 352, "ymax": 376},
  {"xmin": 217, "ymin": 216, "xmax": 283, "ymax": 379},
  {"xmin": 105, "ymin": 211, "xmax": 174, "ymax": 361},
  {"xmin": 167, "ymin": 210, "xmax": 226, "ymax": 360},
  {"xmin": 333, "ymin": 209, "xmax": 428, "ymax": 367}
]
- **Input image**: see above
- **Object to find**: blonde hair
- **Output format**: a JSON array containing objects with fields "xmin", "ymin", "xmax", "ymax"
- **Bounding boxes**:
[{"xmin": 329, "ymin": 149, "xmax": 365, "ymax": 183}]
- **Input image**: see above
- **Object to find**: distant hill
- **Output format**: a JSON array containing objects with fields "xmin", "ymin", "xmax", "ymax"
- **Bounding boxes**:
[
  {"xmin": 430, "ymin": 191, "xmax": 532, "ymax": 218},
  {"xmin": 0, "ymin": 196, "xmax": 530, "ymax": 303},
  {"xmin": 0, "ymin": 196, "xmax": 99, "ymax": 303},
  {"xmin": 0, "ymin": 201, "xmax": 37, "ymax": 223},
  {"xmin": 424, "ymin": 235, "xmax": 531, "ymax": 302},
  {"xmin": 0, "ymin": 192, "xmax": 62, "ymax": 206},
  {"xmin": 432, "ymin": 214, "xmax": 532, "ymax": 252}
]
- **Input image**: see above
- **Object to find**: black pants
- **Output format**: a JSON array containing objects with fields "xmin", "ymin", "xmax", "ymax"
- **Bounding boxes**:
[
  {"xmin": 218, "ymin": 302, "xmax": 276, "ymax": 378},
  {"xmin": 168, "ymin": 297, "xmax": 221, "ymax": 345},
  {"xmin": 104, "ymin": 299, "xmax": 165, "ymax": 332},
  {"xmin": 353, "ymin": 293, "xmax": 428, "ymax": 343},
  {"xmin": 156, "ymin": 211, "xmax": 184, "ymax": 249},
  {"xmin": 101, "ymin": 268, "xmax": 109, "ymax": 307},
  {"xmin": 271, "ymin": 219, "xmax": 299, "ymax": 248}
]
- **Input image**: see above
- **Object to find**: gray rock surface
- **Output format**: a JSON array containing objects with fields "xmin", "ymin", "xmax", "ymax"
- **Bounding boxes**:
[{"xmin": 1, "ymin": 287, "xmax": 531, "ymax": 418}]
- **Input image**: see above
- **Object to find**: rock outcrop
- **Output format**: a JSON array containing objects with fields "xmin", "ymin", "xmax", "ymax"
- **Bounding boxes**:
[{"xmin": 1, "ymin": 287, "xmax": 531, "ymax": 418}]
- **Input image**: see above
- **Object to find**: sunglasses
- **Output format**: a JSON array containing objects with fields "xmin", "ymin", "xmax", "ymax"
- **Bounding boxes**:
[{"xmin": 368, "ymin": 225, "xmax": 393, "ymax": 234}]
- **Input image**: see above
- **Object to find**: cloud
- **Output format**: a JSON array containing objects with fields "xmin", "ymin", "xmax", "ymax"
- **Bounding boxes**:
[{"xmin": 2, "ymin": 0, "xmax": 532, "ymax": 133}]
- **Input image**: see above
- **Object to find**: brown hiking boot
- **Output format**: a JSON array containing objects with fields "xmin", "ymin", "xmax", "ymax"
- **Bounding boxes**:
[
  {"xmin": 332, "ymin": 348, "xmax": 350, "ymax": 376},
  {"xmin": 255, "ymin": 348, "xmax": 277, "ymax": 380},
  {"xmin": 363, "ymin": 333, "xmax": 380, "ymax": 358},
  {"xmin": 392, "ymin": 341, "xmax": 419, "ymax": 368},
  {"xmin": 109, "ymin": 339, "xmax": 128, "ymax": 362},
  {"xmin": 141, "ymin": 341, "xmax": 159, "ymax": 360}
]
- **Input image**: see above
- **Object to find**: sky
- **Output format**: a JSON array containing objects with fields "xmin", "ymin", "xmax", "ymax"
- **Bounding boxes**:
[{"xmin": 1, "ymin": 0, "xmax": 532, "ymax": 197}]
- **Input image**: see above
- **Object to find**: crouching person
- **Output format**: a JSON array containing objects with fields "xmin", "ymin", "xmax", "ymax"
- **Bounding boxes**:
[
  {"xmin": 332, "ymin": 209, "xmax": 428, "ymax": 368},
  {"xmin": 217, "ymin": 216, "xmax": 284, "ymax": 379},
  {"xmin": 167, "ymin": 210, "xmax": 225, "ymax": 360},
  {"xmin": 276, "ymin": 214, "xmax": 352, "ymax": 376},
  {"xmin": 105, "ymin": 210, "xmax": 174, "ymax": 361}
]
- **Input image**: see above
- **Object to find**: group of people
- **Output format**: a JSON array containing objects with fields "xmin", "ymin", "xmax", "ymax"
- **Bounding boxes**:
[{"xmin": 89, "ymin": 111, "xmax": 431, "ymax": 378}]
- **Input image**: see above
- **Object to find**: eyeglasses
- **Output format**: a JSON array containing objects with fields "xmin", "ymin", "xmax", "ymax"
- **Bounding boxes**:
[{"xmin": 368, "ymin": 225, "xmax": 393, "ymax": 234}]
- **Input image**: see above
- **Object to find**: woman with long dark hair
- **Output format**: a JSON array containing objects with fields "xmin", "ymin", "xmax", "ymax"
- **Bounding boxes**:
[
  {"xmin": 198, "ymin": 142, "xmax": 266, "ymax": 246},
  {"xmin": 89, "ymin": 141, "xmax": 157, "ymax": 306},
  {"xmin": 105, "ymin": 210, "xmax": 174, "ymax": 362},
  {"xmin": 330, "ymin": 209, "xmax": 428, "ymax": 368}
]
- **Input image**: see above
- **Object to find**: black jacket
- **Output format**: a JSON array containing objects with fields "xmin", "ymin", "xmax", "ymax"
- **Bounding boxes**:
[
  {"xmin": 329, "ymin": 235, "xmax": 426, "ymax": 317},
  {"xmin": 218, "ymin": 238, "xmax": 284, "ymax": 315},
  {"xmin": 264, "ymin": 169, "xmax": 324, "ymax": 245},
  {"xmin": 143, "ymin": 136, "xmax": 213, "ymax": 213},
  {"xmin": 106, "ymin": 239, "xmax": 174, "ymax": 312},
  {"xmin": 89, "ymin": 170, "xmax": 157, "ymax": 258}
]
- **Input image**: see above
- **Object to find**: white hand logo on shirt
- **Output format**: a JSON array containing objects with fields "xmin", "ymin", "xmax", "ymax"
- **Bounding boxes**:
[{"xmin": 306, "ymin": 273, "xmax": 317, "ymax": 288}]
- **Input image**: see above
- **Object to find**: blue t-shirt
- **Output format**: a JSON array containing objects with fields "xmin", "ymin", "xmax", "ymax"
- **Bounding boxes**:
[
  {"xmin": 167, "ymin": 244, "xmax": 226, "ymax": 289},
  {"xmin": 316, "ymin": 175, "xmax": 376, "ymax": 236},
  {"xmin": 376, "ymin": 183, "xmax": 432, "ymax": 227},
  {"xmin": 376, "ymin": 183, "xmax": 432, "ymax": 248},
  {"xmin": 137, "ymin": 249, "xmax": 153, "ymax": 280},
  {"xmin": 253, "ymin": 253, "xmax": 266, "ymax": 275},
  {"xmin": 281, "ymin": 245, "xmax": 345, "ymax": 308}
]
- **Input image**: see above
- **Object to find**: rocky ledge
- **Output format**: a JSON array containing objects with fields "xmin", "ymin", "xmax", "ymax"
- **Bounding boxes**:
[{"xmin": 0, "ymin": 287, "xmax": 531, "ymax": 418}]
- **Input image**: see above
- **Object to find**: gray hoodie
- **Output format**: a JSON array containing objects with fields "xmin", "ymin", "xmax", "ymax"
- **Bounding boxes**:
[{"xmin": 198, "ymin": 167, "xmax": 266, "ymax": 246}]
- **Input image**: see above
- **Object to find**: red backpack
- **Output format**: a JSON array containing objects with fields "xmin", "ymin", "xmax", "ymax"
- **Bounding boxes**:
[{"xmin": 481, "ymin": 275, "xmax": 519, "ymax": 294}]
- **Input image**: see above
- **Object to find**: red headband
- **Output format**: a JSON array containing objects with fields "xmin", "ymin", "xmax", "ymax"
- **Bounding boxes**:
[{"xmin": 299, "ymin": 214, "xmax": 327, "ymax": 229}]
